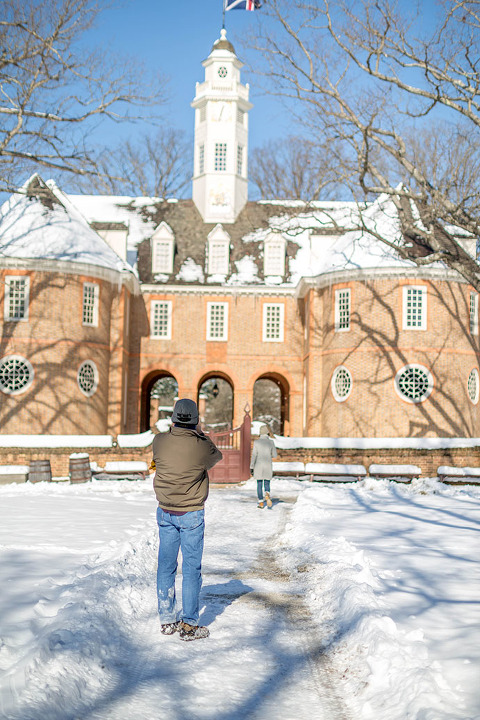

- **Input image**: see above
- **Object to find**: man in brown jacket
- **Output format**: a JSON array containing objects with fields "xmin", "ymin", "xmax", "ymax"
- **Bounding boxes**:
[{"xmin": 153, "ymin": 398, "xmax": 222, "ymax": 641}]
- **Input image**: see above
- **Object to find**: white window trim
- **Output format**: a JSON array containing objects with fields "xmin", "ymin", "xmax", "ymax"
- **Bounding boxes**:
[
  {"xmin": 82, "ymin": 282, "xmax": 99, "ymax": 327},
  {"xmin": 468, "ymin": 368, "xmax": 480, "ymax": 405},
  {"xmin": 150, "ymin": 300, "xmax": 172, "ymax": 339},
  {"xmin": 77, "ymin": 360, "xmax": 99, "ymax": 397},
  {"xmin": 264, "ymin": 238, "xmax": 286, "ymax": 277},
  {"xmin": 207, "ymin": 302, "xmax": 229, "ymax": 341},
  {"xmin": 207, "ymin": 240, "xmax": 230, "ymax": 275},
  {"xmin": 394, "ymin": 364, "xmax": 434, "ymax": 404},
  {"xmin": 262, "ymin": 303, "xmax": 285, "ymax": 342},
  {"xmin": 334, "ymin": 288, "xmax": 351, "ymax": 332},
  {"xmin": 402, "ymin": 285, "xmax": 427, "ymax": 331},
  {"xmin": 0, "ymin": 355, "xmax": 34, "ymax": 395},
  {"xmin": 152, "ymin": 238, "xmax": 175, "ymax": 274},
  {"xmin": 470, "ymin": 292, "xmax": 479, "ymax": 335},
  {"xmin": 331, "ymin": 365, "xmax": 353, "ymax": 402},
  {"xmin": 4, "ymin": 275, "xmax": 30, "ymax": 322}
]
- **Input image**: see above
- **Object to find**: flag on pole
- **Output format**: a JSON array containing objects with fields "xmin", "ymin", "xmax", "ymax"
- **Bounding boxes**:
[{"xmin": 225, "ymin": 0, "xmax": 261, "ymax": 10}]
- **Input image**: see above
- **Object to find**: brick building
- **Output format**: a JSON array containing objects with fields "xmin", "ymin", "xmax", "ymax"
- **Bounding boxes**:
[{"xmin": 1, "ymin": 30, "xmax": 479, "ymax": 439}]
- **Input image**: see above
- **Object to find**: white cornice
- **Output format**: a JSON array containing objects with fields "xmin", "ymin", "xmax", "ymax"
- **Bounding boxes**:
[
  {"xmin": 141, "ymin": 283, "xmax": 295, "ymax": 297},
  {"xmin": 295, "ymin": 266, "xmax": 470, "ymax": 299},
  {"xmin": 0, "ymin": 257, "xmax": 140, "ymax": 294}
]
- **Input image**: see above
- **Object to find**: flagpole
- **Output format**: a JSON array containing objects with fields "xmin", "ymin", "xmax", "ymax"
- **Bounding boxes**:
[{"xmin": 222, "ymin": 0, "xmax": 226, "ymax": 29}]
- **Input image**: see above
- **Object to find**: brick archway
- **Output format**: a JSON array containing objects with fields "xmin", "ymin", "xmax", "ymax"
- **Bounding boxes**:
[
  {"xmin": 197, "ymin": 371, "xmax": 234, "ymax": 432},
  {"xmin": 140, "ymin": 370, "xmax": 178, "ymax": 432},
  {"xmin": 253, "ymin": 372, "xmax": 290, "ymax": 436}
]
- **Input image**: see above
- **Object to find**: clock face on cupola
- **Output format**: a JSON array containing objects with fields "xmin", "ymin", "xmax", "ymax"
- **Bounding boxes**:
[{"xmin": 191, "ymin": 28, "xmax": 252, "ymax": 223}]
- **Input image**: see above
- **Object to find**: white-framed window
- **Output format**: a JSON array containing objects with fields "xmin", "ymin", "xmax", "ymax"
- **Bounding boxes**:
[
  {"xmin": 394, "ymin": 364, "xmax": 433, "ymax": 403},
  {"xmin": 198, "ymin": 143, "xmax": 205, "ymax": 175},
  {"xmin": 0, "ymin": 355, "xmax": 34, "ymax": 395},
  {"xmin": 237, "ymin": 107, "xmax": 245, "ymax": 125},
  {"xmin": 207, "ymin": 225, "xmax": 230, "ymax": 275},
  {"xmin": 214, "ymin": 143, "xmax": 227, "ymax": 172},
  {"xmin": 4, "ymin": 276, "xmax": 30, "ymax": 321},
  {"xmin": 468, "ymin": 368, "xmax": 479, "ymax": 404},
  {"xmin": 82, "ymin": 282, "xmax": 99, "ymax": 327},
  {"xmin": 207, "ymin": 302, "xmax": 228, "ymax": 341},
  {"xmin": 77, "ymin": 360, "xmax": 99, "ymax": 397},
  {"xmin": 331, "ymin": 366, "xmax": 353, "ymax": 402},
  {"xmin": 237, "ymin": 144, "xmax": 244, "ymax": 176},
  {"xmin": 264, "ymin": 238, "xmax": 286, "ymax": 277},
  {"xmin": 151, "ymin": 222, "xmax": 175, "ymax": 274},
  {"xmin": 150, "ymin": 300, "xmax": 172, "ymax": 339},
  {"xmin": 403, "ymin": 286, "xmax": 427, "ymax": 330},
  {"xmin": 470, "ymin": 292, "xmax": 478, "ymax": 335},
  {"xmin": 152, "ymin": 239, "xmax": 174, "ymax": 274},
  {"xmin": 334, "ymin": 288, "xmax": 351, "ymax": 331},
  {"xmin": 263, "ymin": 303, "xmax": 285, "ymax": 342}
]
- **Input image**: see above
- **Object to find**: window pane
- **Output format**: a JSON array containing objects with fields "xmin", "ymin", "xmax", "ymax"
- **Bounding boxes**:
[
  {"xmin": 214, "ymin": 143, "xmax": 227, "ymax": 172},
  {"xmin": 151, "ymin": 302, "xmax": 171, "ymax": 338},
  {"xmin": 6, "ymin": 277, "xmax": 28, "ymax": 320},
  {"xmin": 153, "ymin": 240, "xmax": 173, "ymax": 274},
  {"xmin": 83, "ymin": 283, "xmax": 98, "ymax": 326},
  {"xmin": 208, "ymin": 303, "xmax": 227, "ymax": 340},
  {"xmin": 208, "ymin": 241, "xmax": 229, "ymax": 274},
  {"xmin": 264, "ymin": 304, "xmax": 284, "ymax": 341},
  {"xmin": 264, "ymin": 242, "xmax": 285, "ymax": 276},
  {"xmin": 335, "ymin": 289, "xmax": 350, "ymax": 331},
  {"xmin": 405, "ymin": 287, "xmax": 424, "ymax": 328}
]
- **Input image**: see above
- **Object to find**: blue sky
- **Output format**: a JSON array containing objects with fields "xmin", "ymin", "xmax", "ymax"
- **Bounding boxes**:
[{"xmin": 86, "ymin": 1, "xmax": 285, "ymax": 153}]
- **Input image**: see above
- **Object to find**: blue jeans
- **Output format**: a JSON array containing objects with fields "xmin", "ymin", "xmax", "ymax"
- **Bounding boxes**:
[
  {"xmin": 156, "ymin": 508, "xmax": 205, "ymax": 626},
  {"xmin": 257, "ymin": 479, "xmax": 271, "ymax": 500}
]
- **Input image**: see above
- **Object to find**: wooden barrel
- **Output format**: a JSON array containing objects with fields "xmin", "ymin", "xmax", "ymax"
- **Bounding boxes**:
[
  {"xmin": 28, "ymin": 459, "xmax": 52, "ymax": 483},
  {"xmin": 69, "ymin": 454, "xmax": 91, "ymax": 483}
]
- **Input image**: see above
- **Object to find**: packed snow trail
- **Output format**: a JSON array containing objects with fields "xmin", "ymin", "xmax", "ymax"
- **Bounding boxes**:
[{"xmin": 0, "ymin": 480, "xmax": 348, "ymax": 720}]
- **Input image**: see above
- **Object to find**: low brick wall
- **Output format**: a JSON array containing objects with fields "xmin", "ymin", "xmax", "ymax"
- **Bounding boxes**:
[
  {"xmin": 1, "ymin": 442, "xmax": 480, "ymax": 479},
  {"xmin": 0, "ymin": 446, "xmax": 151, "ymax": 478},
  {"xmin": 276, "ymin": 446, "xmax": 480, "ymax": 477}
]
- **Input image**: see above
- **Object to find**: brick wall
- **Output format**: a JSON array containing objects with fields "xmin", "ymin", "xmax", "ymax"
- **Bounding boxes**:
[{"xmin": 2, "ymin": 444, "xmax": 479, "ymax": 479}]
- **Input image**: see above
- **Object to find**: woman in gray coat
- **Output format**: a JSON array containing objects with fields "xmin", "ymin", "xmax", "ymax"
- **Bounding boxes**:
[{"xmin": 250, "ymin": 425, "xmax": 277, "ymax": 508}]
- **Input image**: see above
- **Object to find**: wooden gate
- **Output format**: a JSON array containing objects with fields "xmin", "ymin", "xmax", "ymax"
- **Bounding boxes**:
[{"xmin": 207, "ymin": 406, "xmax": 251, "ymax": 484}]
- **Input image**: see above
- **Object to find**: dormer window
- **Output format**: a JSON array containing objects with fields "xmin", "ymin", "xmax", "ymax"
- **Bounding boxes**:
[
  {"xmin": 264, "ymin": 235, "xmax": 286, "ymax": 277},
  {"xmin": 151, "ymin": 222, "xmax": 175, "ymax": 274},
  {"xmin": 207, "ymin": 224, "xmax": 230, "ymax": 275}
]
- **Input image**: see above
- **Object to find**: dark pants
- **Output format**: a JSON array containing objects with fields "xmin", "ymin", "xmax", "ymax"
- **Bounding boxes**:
[{"xmin": 257, "ymin": 479, "xmax": 271, "ymax": 500}]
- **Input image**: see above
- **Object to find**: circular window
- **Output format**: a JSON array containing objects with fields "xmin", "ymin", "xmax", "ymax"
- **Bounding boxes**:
[
  {"xmin": 394, "ymin": 364, "xmax": 433, "ymax": 403},
  {"xmin": 77, "ymin": 361, "xmax": 98, "ymax": 397},
  {"xmin": 0, "ymin": 355, "xmax": 34, "ymax": 395},
  {"xmin": 331, "ymin": 366, "xmax": 352, "ymax": 402},
  {"xmin": 217, "ymin": 66, "xmax": 228, "ymax": 78},
  {"xmin": 468, "ymin": 368, "xmax": 479, "ymax": 404}
]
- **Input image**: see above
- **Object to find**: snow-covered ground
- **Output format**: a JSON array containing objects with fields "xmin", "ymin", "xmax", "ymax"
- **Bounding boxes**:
[{"xmin": 0, "ymin": 476, "xmax": 479, "ymax": 719}]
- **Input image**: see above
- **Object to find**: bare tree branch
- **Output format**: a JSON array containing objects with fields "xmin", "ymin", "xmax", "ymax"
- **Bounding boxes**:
[{"xmin": 0, "ymin": 0, "xmax": 166, "ymax": 192}]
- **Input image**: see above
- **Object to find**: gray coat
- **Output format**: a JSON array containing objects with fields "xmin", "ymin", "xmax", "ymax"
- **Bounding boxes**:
[{"xmin": 250, "ymin": 435, "xmax": 277, "ymax": 480}]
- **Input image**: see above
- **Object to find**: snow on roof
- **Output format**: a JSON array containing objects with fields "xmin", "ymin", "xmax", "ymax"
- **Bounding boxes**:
[
  {"xmin": 0, "ymin": 434, "xmax": 113, "ymax": 448},
  {"xmin": 68, "ymin": 192, "xmax": 157, "ymax": 250},
  {"xmin": 0, "ymin": 176, "xmax": 132, "ymax": 273},
  {"xmin": 274, "ymin": 436, "xmax": 480, "ymax": 450}
]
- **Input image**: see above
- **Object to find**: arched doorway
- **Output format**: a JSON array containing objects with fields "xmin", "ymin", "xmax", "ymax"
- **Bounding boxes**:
[
  {"xmin": 140, "ymin": 371, "xmax": 178, "ymax": 432},
  {"xmin": 253, "ymin": 374, "xmax": 289, "ymax": 435},
  {"xmin": 198, "ymin": 374, "xmax": 233, "ymax": 432}
]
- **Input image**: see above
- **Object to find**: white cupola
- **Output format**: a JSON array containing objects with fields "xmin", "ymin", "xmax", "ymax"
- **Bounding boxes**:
[{"xmin": 191, "ymin": 29, "xmax": 252, "ymax": 223}]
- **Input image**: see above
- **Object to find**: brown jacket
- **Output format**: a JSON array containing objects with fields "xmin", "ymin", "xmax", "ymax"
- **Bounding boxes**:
[{"xmin": 152, "ymin": 426, "xmax": 222, "ymax": 512}]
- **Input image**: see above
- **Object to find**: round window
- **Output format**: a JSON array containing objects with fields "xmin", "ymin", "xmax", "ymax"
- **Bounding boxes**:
[
  {"xmin": 394, "ymin": 364, "xmax": 433, "ymax": 403},
  {"xmin": 468, "ymin": 368, "xmax": 479, "ymax": 404},
  {"xmin": 0, "ymin": 355, "xmax": 34, "ymax": 395},
  {"xmin": 217, "ymin": 66, "xmax": 228, "ymax": 78},
  {"xmin": 77, "ymin": 361, "xmax": 98, "ymax": 397},
  {"xmin": 331, "ymin": 366, "xmax": 352, "ymax": 402}
]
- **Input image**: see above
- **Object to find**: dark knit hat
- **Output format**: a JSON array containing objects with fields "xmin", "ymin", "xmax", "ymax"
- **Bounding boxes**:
[{"xmin": 171, "ymin": 398, "xmax": 199, "ymax": 425}]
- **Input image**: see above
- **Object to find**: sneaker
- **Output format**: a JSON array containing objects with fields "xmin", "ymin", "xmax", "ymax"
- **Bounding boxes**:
[
  {"xmin": 257, "ymin": 501, "xmax": 265, "ymax": 509},
  {"xmin": 178, "ymin": 622, "xmax": 210, "ymax": 641},
  {"xmin": 160, "ymin": 621, "xmax": 180, "ymax": 635},
  {"xmin": 265, "ymin": 493, "xmax": 273, "ymax": 508}
]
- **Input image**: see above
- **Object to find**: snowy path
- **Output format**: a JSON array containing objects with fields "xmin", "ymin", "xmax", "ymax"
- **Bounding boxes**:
[
  {"xmin": 0, "ymin": 481, "xmax": 347, "ymax": 720},
  {"xmin": 1, "ymin": 476, "xmax": 479, "ymax": 719}
]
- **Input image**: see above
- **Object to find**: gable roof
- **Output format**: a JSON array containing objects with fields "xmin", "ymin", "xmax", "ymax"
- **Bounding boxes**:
[{"xmin": 0, "ymin": 176, "xmax": 132, "ymax": 274}]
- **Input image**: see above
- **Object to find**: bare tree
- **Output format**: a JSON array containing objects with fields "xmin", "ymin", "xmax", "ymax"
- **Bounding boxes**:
[
  {"xmin": 249, "ymin": 135, "xmax": 342, "ymax": 200},
  {"xmin": 0, "ymin": 0, "xmax": 165, "ymax": 192},
  {"xmin": 248, "ymin": 0, "xmax": 480, "ymax": 288},
  {"xmin": 71, "ymin": 128, "xmax": 192, "ymax": 198}
]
